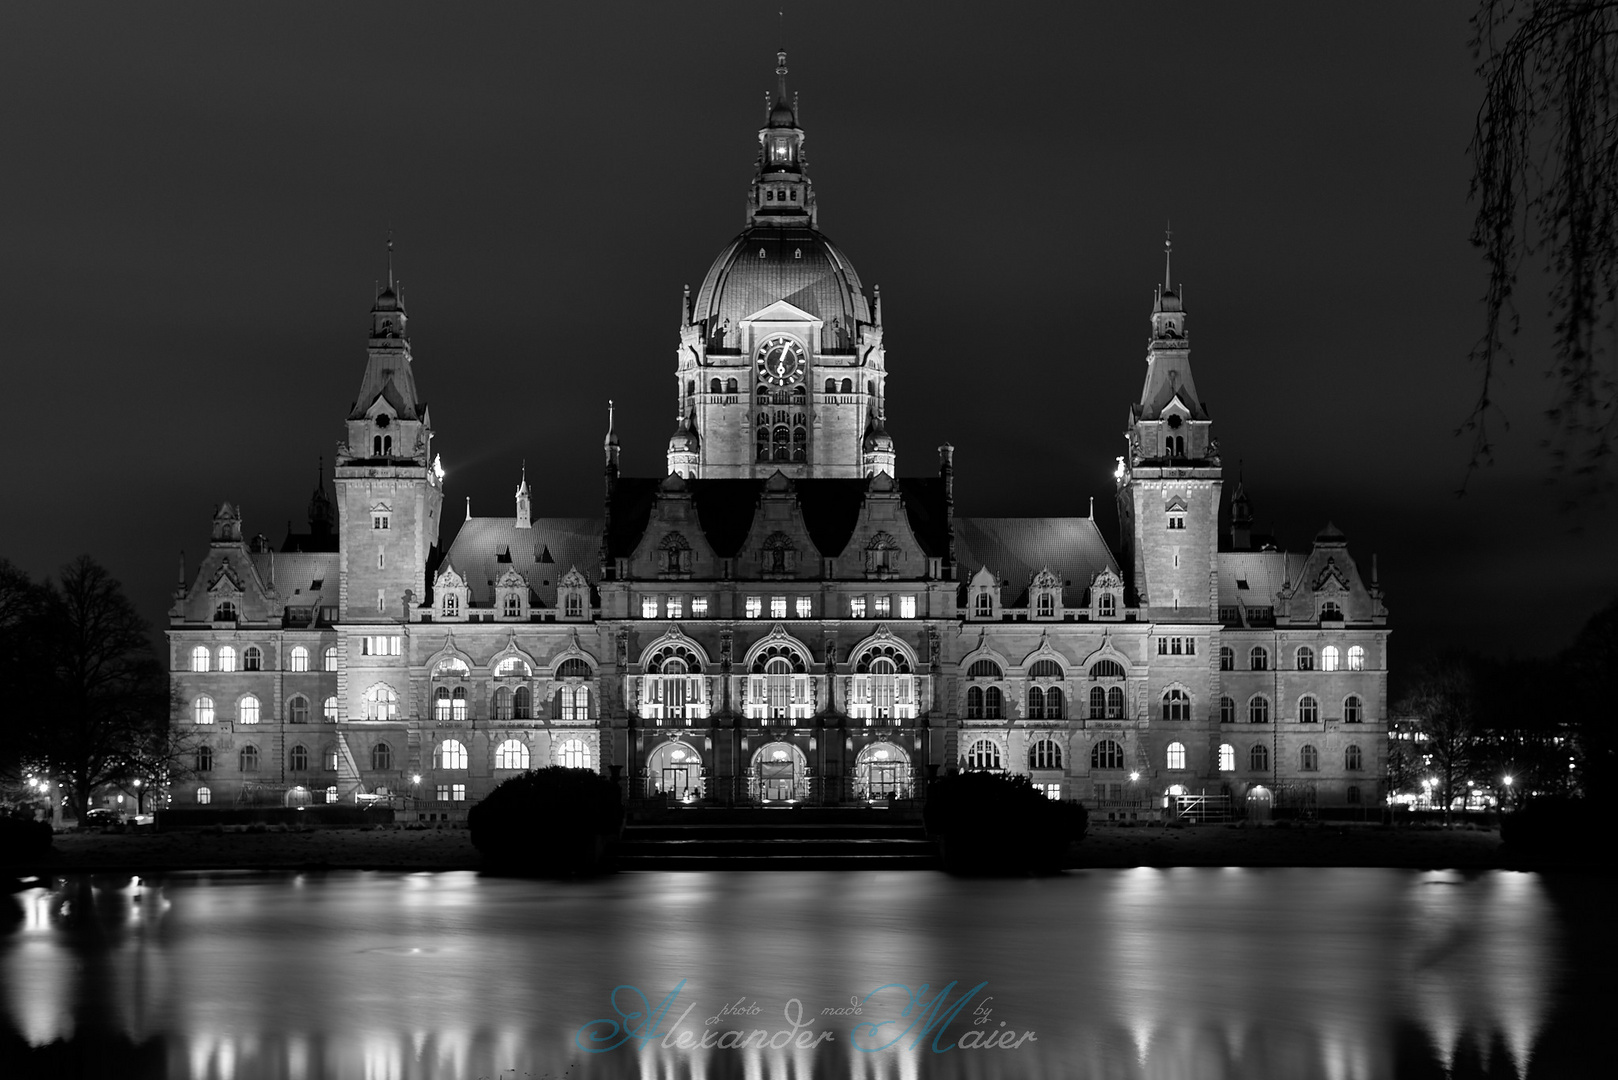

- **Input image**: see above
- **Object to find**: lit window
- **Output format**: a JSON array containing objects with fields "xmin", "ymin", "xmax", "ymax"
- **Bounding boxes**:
[
  {"xmin": 1344, "ymin": 695, "xmax": 1363, "ymax": 723},
  {"xmin": 239, "ymin": 744, "xmax": 260, "ymax": 772},
  {"xmin": 667, "ymin": 596, "xmax": 684, "ymax": 619},
  {"xmin": 1321, "ymin": 646, "xmax": 1341, "ymax": 672},
  {"xmin": 1219, "ymin": 696, "xmax": 1236, "ymax": 724},
  {"xmin": 451, "ymin": 784, "xmax": 466, "ymax": 801},
  {"xmin": 364, "ymin": 683, "xmax": 398, "ymax": 720},
  {"xmin": 218, "ymin": 646, "xmax": 237, "ymax": 672},
  {"xmin": 1300, "ymin": 745, "xmax": 1319, "ymax": 771},
  {"xmin": 642, "ymin": 596, "xmax": 658, "ymax": 619},
  {"xmin": 691, "ymin": 596, "xmax": 709, "ymax": 618},
  {"xmin": 323, "ymin": 696, "xmax": 338, "ymax": 722},
  {"xmin": 1248, "ymin": 695, "xmax": 1270, "ymax": 724},
  {"xmin": 239, "ymin": 695, "xmax": 260, "ymax": 724},
  {"xmin": 289, "ymin": 646, "xmax": 309, "ymax": 672},
  {"xmin": 771, "ymin": 596, "xmax": 788, "ymax": 619},
  {"xmin": 324, "ymin": 647, "xmax": 338, "ymax": 671},
  {"xmin": 1166, "ymin": 742, "xmax": 1186, "ymax": 770},
  {"xmin": 746, "ymin": 596, "xmax": 763, "ymax": 618},
  {"xmin": 193, "ymin": 696, "xmax": 214, "ymax": 725},
  {"xmin": 796, "ymin": 595, "xmax": 813, "ymax": 618},
  {"xmin": 435, "ymin": 784, "xmax": 449, "ymax": 801},
  {"xmin": 495, "ymin": 739, "xmax": 531, "ymax": 770},
  {"xmin": 325, "ymin": 786, "xmax": 339, "ymax": 804},
  {"xmin": 1299, "ymin": 695, "xmax": 1319, "ymax": 723},
  {"xmin": 1161, "ymin": 689, "xmax": 1191, "ymax": 721},
  {"xmin": 873, "ymin": 595, "xmax": 891, "ymax": 617},
  {"xmin": 1249, "ymin": 744, "xmax": 1269, "ymax": 771},
  {"xmin": 1345, "ymin": 745, "xmax": 1363, "ymax": 771},
  {"xmin": 1250, "ymin": 647, "xmax": 1269, "ymax": 671},
  {"xmin": 1219, "ymin": 646, "xmax": 1234, "ymax": 672},
  {"xmin": 557, "ymin": 738, "xmax": 591, "ymax": 769},
  {"xmin": 1218, "ymin": 744, "xmax": 1236, "ymax": 771},
  {"xmin": 1296, "ymin": 646, "xmax": 1315, "ymax": 671},
  {"xmin": 850, "ymin": 596, "xmax": 867, "ymax": 618},
  {"xmin": 372, "ymin": 742, "xmax": 393, "ymax": 771},
  {"xmin": 196, "ymin": 786, "xmax": 212, "ymax": 805},
  {"xmin": 323, "ymin": 747, "xmax": 337, "ymax": 771},
  {"xmin": 1348, "ymin": 645, "xmax": 1366, "ymax": 671},
  {"xmin": 190, "ymin": 646, "xmax": 210, "ymax": 672},
  {"xmin": 964, "ymin": 739, "xmax": 1002, "ymax": 770},
  {"xmin": 435, "ymin": 739, "xmax": 468, "ymax": 770},
  {"xmin": 900, "ymin": 595, "xmax": 917, "ymax": 618}
]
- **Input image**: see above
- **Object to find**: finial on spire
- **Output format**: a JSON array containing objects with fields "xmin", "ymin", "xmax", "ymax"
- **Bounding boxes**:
[
  {"xmin": 387, "ymin": 229, "xmax": 395, "ymax": 290},
  {"xmin": 680, "ymin": 283, "xmax": 690, "ymax": 327},
  {"xmin": 465, "ymin": 495, "xmax": 471, "ymax": 521},
  {"xmin": 873, "ymin": 284, "xmax": 882, "ymax": 326},
  {"xmin": 1163, "ymin": 220, "xmax": 1172, "ymax": 292},
  {"xmin": 776, "ymin": 47, "xmax": 789, "ymax": 105}
]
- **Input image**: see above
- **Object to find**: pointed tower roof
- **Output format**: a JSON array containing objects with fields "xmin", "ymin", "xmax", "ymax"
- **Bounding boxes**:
[
  {"xmin": 1134, "ymin": 229, "xmax": 1206, "ymax": 422},
  {"xmin": 348, "ymin": 239, "xmax": 424, "ymax": 421}
]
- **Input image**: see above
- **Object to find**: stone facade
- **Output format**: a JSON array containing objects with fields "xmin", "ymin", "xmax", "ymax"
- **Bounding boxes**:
[{"xmin": 166, "ymin": 54, "xmax": 1389, "ymax": 820}]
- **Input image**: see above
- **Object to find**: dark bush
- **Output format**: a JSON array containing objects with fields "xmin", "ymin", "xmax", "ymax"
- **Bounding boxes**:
[
  {"xmin": 468, "ymin": 767, "xmax": 624, "ymax": 876},
  {"xmin": 923, "ymin": 771, "xmax": 1087, "ymax": 874},
  {"xmin": 0, "ymin": 817, "xmax": 54, "ymax": 864}
]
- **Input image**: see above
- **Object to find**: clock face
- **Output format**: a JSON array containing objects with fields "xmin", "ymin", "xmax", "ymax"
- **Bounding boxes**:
[{"xmin": 756, "ymin": 336, "xmax": 806, "ymax": 386}]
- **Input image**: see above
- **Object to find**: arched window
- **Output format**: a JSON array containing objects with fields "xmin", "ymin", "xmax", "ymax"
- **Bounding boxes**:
[
  {"xmin": 1029, "ymin": 659, "xmax": 1063, "ymax": 679},
  {"xmin": 973, "ymin": 593, "xmax": 992, "ymax": 617},
  {"xmin": 195, "ymin": 745, "xmax": 213, "ymax": 772},
  {"xmin": 840, "ymin": 378, "xmax": 853, "ymax": 393},
  {"xmin": 1089, "ymin": 660, "xmax": 1127, "ymax": 679},
  {"xmin": 287, "ymin": 696, "xmax": 309, "ymax": 724},
  {"xmin": 196, "ymin": 786, "xmax": 212, "ymax": 805},
  {"xmin": 239, "ymin": 744, "xmax": 260, "ymax": 772},
  {"xmin": 1296, "ymin": 646, "xmax": 1315, "ymax": 671},
  {"xmin": 964, "ymin": 739, "xmax": 1002, "ymax": 770},
  {"xmin": 1249, "ymin": 744, "xmax": 1269, "ymax": 771},
  {"xmin": 1248, "ymin": 695, "xmax": 1270, "ymax": 724},
  {"xmin": 289, "ymin": 646, "xmax": 309, "ymax": 672},
  {"xmin": 1088, "ymin": 686, "xmax": 1105, "ymax": 719},
  {"xmin": 1029, "ymin": 739, "xmax": 1062, "ymax": 770},
  {"xmin": 433, "ymin": 657, "xmax": 470, "ymax": 678},
  {"xmin": 452, "ymin": 686, "xmax": 467, "ymax": 720},
  {"xmin": 1298, "ymin": 695, "xmax": 1319, "ymax": 723},
  {"xmin": 492, "ymin": 657, "xmax": 529, "ymax": 678},
  {"xmin": 323, "ymin": 746, "xmax": 337, "ymax": 771},
  {"xmin": 1028, "ymin": 686, "xmax": 1045, "ymax": 719},
  {"xmin": 371, "ymin": 742, "xmax": 393, "ymax": 771},
  {"xmin": 982, "ymin": 686, "xmax": 1003, "ymax": 719},
  {"xmin": 435, "ymin": 739, "xmax": 468, "ymax": 770},
  {"xmin": 965, "ymin": 685, "xmax": 984, "ymax": 718},
  {"xmin": 190, "ymin": 646, "xmax": 210, "ymax": 672},
  {"xmin": 364, "ymin": 684, "xmax": 398, "ymax": 720},
  {"xmin": 726, "ymin": 378, "xmax": 738, "ymax": 393},
  {"xmin": 1321, "ymin": 646, "xmax": 1341, "ymax": 672},
  {"xmin": 1219, "ymin": 696, "xmax": 1236, "ymax": 724},
  {"xmin": 1344, "ymin": 695, "xmax": 1363, "ymax": 724},
  {"xmin": 1161, "ymin": 688, "xmax": 1191, "ymax": 721},
  {"xmin": 1166, "ymin": 742, "xmax": 1186, "ymax": 770},
  {"xmin": 968, "ymin": 659, "xmax": 1004, "ymax": 679},
  {"xmin": 1219, "ymin": 646, "xmax": 1234, "ymax": 672},
  {"xmin": 515, "ymin": 685, "xmax": 534, "ymax": 719},
  {"xmin": 1249, "ymin": 647, "xmax": 1269, "ymax": 671},
  {"xmin": 243, "ymin": 646, "xmax": 262, "ymax": 671},
  {"xmin": 193, "ymin": 696, "xmax": 215, "ymax": 725},
  {"xmin": 1107, "ymin": 686, "xmax": 1124, "ymax": 719},
  {"xmin": 289, "ymin": 744, "xmax": 309, "ymax": 771},
  {"xmin": 1300, "ymin": 745, "xmax": 1319, "ymax": 771},
  {"xmin": 825, "ymin": 378, "xmax": 836, "ymax": 392},
  {"xmin": 434, "ymin": 686, "xmax": 452, "ymax": 722},
  {"xmin": 558, "ymin": 658, "xmax": 592, "ymax": 679},
  {"xmin": 239, "ymin": 695, "xmax": 260, "ymax": 724},
  {"xmin": 1346, "ymin": 785, "xmax": 1361, "ymax": 805},
  {"xmin": 493, "ymin": 686, "xmax": 513, "ymax": 721},
  {"xmin": 323, "ymin": 696, "xmax": 338, "ymax": 722},
  {"xmin": 556, "ymin": 738, "xmax": 591, "ymax": 769},
  {"xmin": 710, "ymin": 378, "xmax": 722, "ymax": 393},
  {"xmin": 558, "ymin": 685, "xmax": 588, "ymax": 720},
  {"xmin": 324, "ymin": 646, "xmax": 338, "ymax": 672},
  {"xmin": 1034, "ymin": 687, "xmax": 1064, "ymax": 719},
  {"xmin": 495, "ymin": 739, "xmax": 530, "ymax": 770},
  {"xmin": 1218, "ymin": 744, "xmax": 1236, "ymax": 771},
  {"xmin": 1091, "ymin": 740, "xmax": 1125, "ymax": 770},
  {"xmin": 1348, "ymin": 645, "xmax": 1366, "ymax": 671},
  {"xmin": 1345, "ymin": 744, "xmax": 1363, "ymax": 771},
  {"xmin": 218, "ymin": 646, "xmax": 237, "ymax": 672}
]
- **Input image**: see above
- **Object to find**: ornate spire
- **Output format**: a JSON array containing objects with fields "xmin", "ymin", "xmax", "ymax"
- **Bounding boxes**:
[{"xmin": 1163, "ymin": 221, "xmax": 1172, "ymax": 293}]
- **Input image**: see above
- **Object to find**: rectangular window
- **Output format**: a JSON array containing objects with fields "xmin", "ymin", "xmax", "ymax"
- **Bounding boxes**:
[
  {"xmin": 745, "ymin": 596, "xmax": 762, "ymax": 619},
  {"xmin": 691, "ymin": 596, "xmax": 709, "ymax": 618},
  {"xmin": 666, "ymin": 596, "xmax": 684, "ymax": 619},
  {"xmin": 850, "ymin": 596, "xmax": 867, "ymax": 618},
  {"xmin": 1157, "ymin": 638, "xmax": 1168, "ymax": 655},
  {"xmin": 900, "ymin": 595, "xmax": 917, "ymax": 618},
  {"xmin": 770, "ymin": 596, "xmax": 788, "ymax": 619},
  {"xmin": 795, "ymin": 595, "xmax": 812, "ymax": 619},
  {"xmin": 451, "ymin": 784, "xmax": 466, "ymax": 802},
  {"xmin": 436, "ymin": 784, "xmax": 450, "ymax": 802},
  {"xmin": 372, "ymin": 514, "xmax": 389, "ymax": 530},
  {"xmin": 873, "ymin": 595, "xmax": 891, "ymax": 617},
  {"xmin": 641, "ymin": 596, "xmax": 658, "ymax": 619}
]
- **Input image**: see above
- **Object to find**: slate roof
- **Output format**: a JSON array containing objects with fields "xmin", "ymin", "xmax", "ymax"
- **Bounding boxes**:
[
  {"xmin": 692, "ymin": 225, "xmax": 872, "ymax": 334},
  {"xmin": 1216, "ymin": 551, "xmax": 1305, "ymax": 608},
  {"xmin": 441, "ymin": 517, "xmax": 602, "ymax": 604},
  {"xmin": 246, "ymin": 551, "xmax": 339, "ymax": 622},
  {"xmin": 953, "ymin": 517, "xmax": 1118, "ymax": 606}
]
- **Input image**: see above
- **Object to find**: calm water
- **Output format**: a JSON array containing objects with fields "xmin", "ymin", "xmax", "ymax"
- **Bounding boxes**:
[{"xmin": 0, "ymin": 868, "xmax": 1610, "ymax": 1079}]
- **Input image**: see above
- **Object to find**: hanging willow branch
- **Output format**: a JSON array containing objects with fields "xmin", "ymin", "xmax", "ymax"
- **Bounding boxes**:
[{"xmin": 1468, "ymin": 0, "xmax": 1618, "ymax": 487}]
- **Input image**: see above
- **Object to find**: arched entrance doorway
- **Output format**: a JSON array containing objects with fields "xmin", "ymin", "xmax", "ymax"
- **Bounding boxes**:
[
  {"xmin": 284, "ymin": 786, "xmax": 312, "ymax": 808},
  {"xmin": 855, "ymin": 742, "xmax": 913, "ymax": 801},
  {"xmin": 646, "ymin": 740, "xmax": 705, "ymax": 801},
  {"xmin": 1245, "ymin": 785, "xmax": 1273, "ymax": 822},
  {"xmin": 750, "ymin": 742, "xmax": 808, "ymax": 803}
]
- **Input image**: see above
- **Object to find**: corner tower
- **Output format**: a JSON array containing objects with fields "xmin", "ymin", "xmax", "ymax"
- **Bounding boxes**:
[
  {"xmin": 1115, "ymin": 235, "xmax": 1222, "ymax": 621},
  {"xmin": 333, "ymin": 252, "xmax": 444, "ymax": 621},
  {"xmin": 669, "ymin": 50, "xmax": 892, "ymax": 480}
]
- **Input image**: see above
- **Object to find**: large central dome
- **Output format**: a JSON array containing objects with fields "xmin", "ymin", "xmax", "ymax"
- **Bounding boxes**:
[{"xmin": 692, "ymin": 224, "xmax": 871, "ymax": 333}]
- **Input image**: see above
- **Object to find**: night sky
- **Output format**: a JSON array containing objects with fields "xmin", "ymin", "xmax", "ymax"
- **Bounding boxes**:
[{"xmin": 3, "ymin": 1, "xmax": 1611, "ymax": 662}]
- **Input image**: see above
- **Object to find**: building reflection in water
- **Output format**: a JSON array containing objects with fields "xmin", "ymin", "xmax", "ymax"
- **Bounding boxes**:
[{"xmin": 0, "ymin": 867, "xmax": 1576, "ymax": 1079}]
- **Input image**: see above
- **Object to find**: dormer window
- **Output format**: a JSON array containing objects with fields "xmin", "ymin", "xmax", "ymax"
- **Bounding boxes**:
[
  {"xmin": 442, "ymin": 594, "xmax": 459, "ymax": 618},
  {"xmin": 373, "ymin": 513, "xmax": 390, "ymax": 530},
  {"xmin": 1167, "ymin": 514, "xmax": 1185, "ymax": 530},
  {"xmin": 1099, "ymin": 593, "xmax": 1117, "ymax": 618},
  {"xmin": 213, "ymin": 600, "xmax": 237, "ymax": 622},
  {"xmin": 974, "ymin": 593, "xmax": 992, "ymax": 617}
]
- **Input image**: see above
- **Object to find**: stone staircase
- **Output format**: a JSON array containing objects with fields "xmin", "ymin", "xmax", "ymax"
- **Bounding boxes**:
[{"xmin": 615, "ymin": 807, "xmax": 939, "ymax": 871}]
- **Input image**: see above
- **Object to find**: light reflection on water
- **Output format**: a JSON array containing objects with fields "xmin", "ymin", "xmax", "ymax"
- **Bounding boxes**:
[{"xmin": 0, "ymin": 867, "xmax": 1593, "ymax": 1079}]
